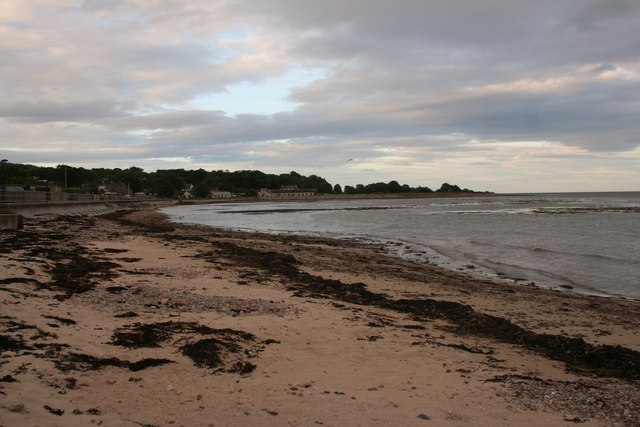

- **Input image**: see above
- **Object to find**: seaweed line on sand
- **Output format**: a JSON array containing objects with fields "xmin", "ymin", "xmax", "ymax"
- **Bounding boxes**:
[{"xmin": 211, "ymin": 241, "xmax": 640, "ymax": 381}]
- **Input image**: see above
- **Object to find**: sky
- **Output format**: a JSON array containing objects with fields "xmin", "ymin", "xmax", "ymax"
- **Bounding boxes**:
[{"xmin": 1, "ymin": 0, "xmax": 639, "ymax": 192}]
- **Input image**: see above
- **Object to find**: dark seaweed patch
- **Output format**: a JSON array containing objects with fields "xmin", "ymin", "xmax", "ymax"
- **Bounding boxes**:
[
  {"xmin": 44, "ymin": 405, "xmax": 64, "ymax": 416},
  {"xmin": 111, "ymin": 321, "xmax": 260, "ymax": 373},
  {"xmin": 114, "ymin": 311, "xmax": 139, "ymax": 318},
  {"xmin": 0, "ymin": 335, "xmax": 29, "ymax": 353},
  {"xmin": 117, "ymin": 257, "xmax": 143, "ymax": 263},
  {"xmin": 111, "ymin": 324, "xmax": 173, "ymax": 348},
  {"xmin": 0, "ymin": 218, "xmax": 121, "ymax": 299},
  {"xmin": 111, "ymin": 321, "xmax": 218, "ymax": 348},
  {"xmin": 100, "ymin": 210, "xmax": 175, "ymax": 233},
  {"xmin": 1, "ymin": 375, "xmax": 18, "ymax": 383},
  {"xmin": 51, "ymin": 256, "xmax": 120, "ymax": 298},
  {"xmin": 56, "ymin": 353, "xmax": 129, "ymax": 372},
  {"xmin": 55, "ymin": 353, "xmax": 174, "ymax": 372},
  {"xmin": 128, "ymin": 358, "xmax": 174, "ymax": 372},
  {"xmin": 42, "ymin": 315, "xmax": 77, "ymax": 326},
  {"xmin": 0, "ymin": 277, "xmax": 42, "ymax": 286},
  {"xmin": 103, "ymin": 248, "xmax": 129, "ymax": 254},
  {"xmin": 2, "ymin": 320, "xmax": 38, "ymax": 333},
  {"xmin": 229, "ymin": 361, "xmax": 257, "ymax": 374},
  {"xmin": 180, "ymin": 338, "xmax": 226, "ymax": 368}
]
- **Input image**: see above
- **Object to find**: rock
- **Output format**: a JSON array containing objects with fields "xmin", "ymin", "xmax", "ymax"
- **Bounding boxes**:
[
  {"xmin": 159, "ymin": 298, "xmax": 170, "ymax": 305},
  {"xmin": 417, "ymin": 413, "xmax": 431, "ymax": 420}
]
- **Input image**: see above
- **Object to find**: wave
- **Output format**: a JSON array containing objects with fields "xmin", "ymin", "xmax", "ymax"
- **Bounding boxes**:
[{"xmin": 468, "ymin": 240, "xmax": 639, "ymax": 265}]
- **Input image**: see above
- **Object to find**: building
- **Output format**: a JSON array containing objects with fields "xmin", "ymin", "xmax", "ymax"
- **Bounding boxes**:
[
  {"xmin": 258, "ymin": 185, "xmax": 317, "ymax": 199},
  {"xmin": 98, "ymin": 182, "xmax": 133, "ymax": 200},
  {"xmin": 209, "ymin": 189, "xmax": 232, "ymax": 199}
]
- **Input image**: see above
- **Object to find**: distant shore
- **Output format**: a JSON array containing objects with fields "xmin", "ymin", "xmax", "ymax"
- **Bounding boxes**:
[{"xmin": 1, "ymin": 206, "xmax": 639, "ymax": 426}]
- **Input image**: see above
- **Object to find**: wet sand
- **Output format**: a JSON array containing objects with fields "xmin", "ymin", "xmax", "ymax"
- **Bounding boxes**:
[{"xmin": 1, "ymin": 204, "xmax": 639, "ymax": 426}]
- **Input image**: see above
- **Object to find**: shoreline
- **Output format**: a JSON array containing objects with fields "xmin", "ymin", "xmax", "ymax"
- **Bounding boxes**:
[
  {"xmin": 1, "ymin": 206, "xmax": 639, "ymax": 426},
  {"xmin": 164, "ymin": 199, "xmax": 640, "ymax": 302}
]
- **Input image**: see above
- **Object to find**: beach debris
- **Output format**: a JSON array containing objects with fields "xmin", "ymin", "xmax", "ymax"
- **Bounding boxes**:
[
  {"xmin": 111, "ymin": 321, "xmax": 219, "ymax": 348},
  {"xmin": 1, "ymin": 374, "xmax": 18, "ymax": 382},
  {"xmin": 111, "ymin": 321, "xmax": 267, "ymax": 373},
  {"xmin": 54, "ymin": 352, "xmax": 174, "ymax": 372},
  {"xmin": 43, "ymin": 405, "xmax": 64, "ymax": 416},
  {"xmin": 41, "ymin": 315, "xmax": 77, "ymax": 326},
  {"xmin": 114, "ymin": 311, "xmax": 139, "ymax": 318},
  {"xmin": 262, "ymin": 408, "xmax": 279, "ymax": 416}
]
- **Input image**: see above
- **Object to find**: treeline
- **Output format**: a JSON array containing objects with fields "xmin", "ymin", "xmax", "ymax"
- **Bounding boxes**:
[
  {"xmin": 0, "ymin": 161, "xmax": 482, "ymax": 197},
  {"xmin": 341, "ymin": 181, "xmax": 478, "ymax": 194}
]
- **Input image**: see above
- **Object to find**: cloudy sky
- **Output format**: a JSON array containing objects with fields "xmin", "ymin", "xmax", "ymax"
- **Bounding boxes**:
[{"xmin": 1, "ymin": 0, "xmax": 639, "ymax": 192}]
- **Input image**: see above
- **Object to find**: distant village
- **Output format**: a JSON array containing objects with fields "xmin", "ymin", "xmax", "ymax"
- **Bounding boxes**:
[
  {"xmin": 0, "ymin": 181, "xmax": 319, "ymax": 204},
  {"xmin": 0, "ymin": 161, "xmax": 483, "ymax": 205}
]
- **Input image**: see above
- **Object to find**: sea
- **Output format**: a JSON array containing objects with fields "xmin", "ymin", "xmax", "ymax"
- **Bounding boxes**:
[{"xmin": 161, "ymin": 192, "xmax": 640, "ymax": 300}]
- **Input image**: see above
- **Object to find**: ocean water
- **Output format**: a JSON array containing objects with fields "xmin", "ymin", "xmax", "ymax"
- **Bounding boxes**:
[{"xmin": 162, "ymin": 192, "xmax": 640, "ymax": 299}]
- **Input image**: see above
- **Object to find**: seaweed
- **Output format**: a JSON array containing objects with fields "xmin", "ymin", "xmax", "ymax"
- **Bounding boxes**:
[
  {"xmin": 111, "ymin": 321, "xmax": 218, "ymax": 348},
  {"xmin": 51, "ymin": 256, "xmax": 120, "ymax": 297},
  {"xmin": 128, "ymin": 358, "xmax": 174, "ymax": 372},
  {"xmin": 213, "ymin": 241, "xmax": 640, "ymax": 381},
  {"xmin": 99, "ymin": 211, "xmax": 175, "ymax": 233},
  {"xmin": 180, "ymin": 338, "xmax": 225, "ymax": 368},
  {"xmin": 229, "ymin": 361, "xmax": 257, "ymax": 374},
  {"xmin": 0, "ymin": 335, "xmax": 29, "ymax": 353},
  {"xmin": 0, "ymin": 217, "xmax": 121, "ymax": 299},
  {"xmin": 44, "ymin": 405, "xmax": 64, "ymax": 416},
  {"xmin": 114, "ymin": 311, "xmax": 139, "ymax": 318},
  {"xmin": 0, "ymin": 277, "xmax": 42, "ymax": 286},
  {"xmin": 55, "ymin": 353, "xmax": 174, "ymax": 372},
  {"xmin": 42, "ymin": 315, "xmax": 77, "ymax": 326},
  {"xmin": 111, "ymin": 321, "xmax": 260, "ymax": 373},
  {"xmin": 103, "ymin": 248, "xmax": 129, "ymax": 254},
  {"xmin": 111, "ymin": 324, "xmax": 173, "ymax": 348}
]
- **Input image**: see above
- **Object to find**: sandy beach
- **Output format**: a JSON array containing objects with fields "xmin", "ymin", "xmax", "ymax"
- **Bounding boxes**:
[{"xmin": 1, "ymin": 203, "xmax": 639, "ymax": 427}]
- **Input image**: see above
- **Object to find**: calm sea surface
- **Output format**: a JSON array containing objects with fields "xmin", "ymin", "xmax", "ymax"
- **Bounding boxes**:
[{"xmin": 162, "ymin": 192, "xmax": 640, "ymax": 299}]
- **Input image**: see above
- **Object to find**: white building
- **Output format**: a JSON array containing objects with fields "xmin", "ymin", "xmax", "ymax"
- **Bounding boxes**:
[{"xmin": 258, "ymin": 185, "xmax": 317, "ymax": 199}]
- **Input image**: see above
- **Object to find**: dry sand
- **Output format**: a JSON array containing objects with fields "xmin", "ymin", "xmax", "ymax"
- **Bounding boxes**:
[{"xmin": 1, "ymin": 204, "xmax": 639, "ymax": 426}]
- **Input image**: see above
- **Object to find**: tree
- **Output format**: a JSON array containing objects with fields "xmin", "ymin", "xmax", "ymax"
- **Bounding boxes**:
[
  {"xmin": 193, "ymin": 182, "xmax": 210, "ymax": 198},
  {"xmin": 154, "ymin": 179, "xmax": 176, "ymax": 198},
  {"xmin": 333, "ymin": 184, "xmax": 343, "ymax": 194},
  {"xmin": 437, "ymin": 183, "xmax": 463, "ymax": 192}
]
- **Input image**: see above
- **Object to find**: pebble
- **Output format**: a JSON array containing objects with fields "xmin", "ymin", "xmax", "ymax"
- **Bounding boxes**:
[{"xmin": 501, "ymin": 377, "xmax": 640, "ymax": 425}]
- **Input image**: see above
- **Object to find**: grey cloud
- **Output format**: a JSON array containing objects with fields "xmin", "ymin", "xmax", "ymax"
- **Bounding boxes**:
[
  {"xmin": 569, "ymin": 0, "xmax": 637, "ymax": 31},
  {"xmin": 411, "ymin": 79, "xmax": 640, "ymax": 151},
  {"xmin": 591, "ymin": 64, "xmax": 616, "ymax": 73},
  {"xmin": 0, "ymin": 99, "xmax": 126, "ymax": 123}
]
